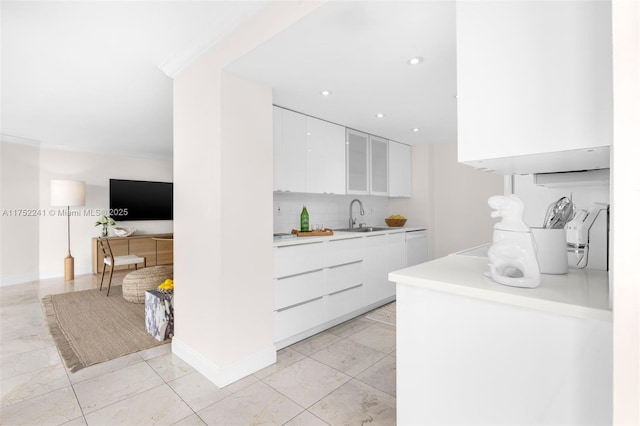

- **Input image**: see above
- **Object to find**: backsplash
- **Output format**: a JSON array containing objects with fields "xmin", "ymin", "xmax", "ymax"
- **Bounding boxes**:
[{"xmin": 274, "ymin": 193, "xmax": 390, "ymax": 234}]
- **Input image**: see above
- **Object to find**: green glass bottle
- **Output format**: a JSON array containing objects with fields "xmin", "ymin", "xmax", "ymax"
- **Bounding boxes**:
[{"xmin": 300, "ymin": 205, "xmax": 309, "ymax": 232}]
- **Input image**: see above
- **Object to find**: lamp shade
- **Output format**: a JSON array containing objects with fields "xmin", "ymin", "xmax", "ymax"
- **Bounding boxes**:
[{"xmin": 51, "ymin": 180, "xmax": 86, "ymax": 207}]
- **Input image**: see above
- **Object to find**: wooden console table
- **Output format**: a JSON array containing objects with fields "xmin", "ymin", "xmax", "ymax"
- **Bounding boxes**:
[{"xmin": 91, "ymin": 233, "xmax": 173, "ymax": 274}]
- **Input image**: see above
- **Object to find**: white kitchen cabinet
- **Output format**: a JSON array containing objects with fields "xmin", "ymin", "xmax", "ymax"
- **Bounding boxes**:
[
  {"xmin": 274, "ymin": 297, "xmax": 325, "ymax": 343},
  {"xmin": 274, "ymin": 106, "xmax": 346, "ymax": 194},
  {"xmin": 326, "ymin": 284, "xmax": 365, "ymax": 321},
  {"xmin": 456, "ymin": 1, "xmax": 612, "ymax": 174},
  {"xmin": 323, "ymin": 121, "xmax": 347, "ymax": 195},
  {"xmin": 326, "ymin": 262, "xmax": 363, "ymax": 295},
  {"xmin": 369, "ymin": 136, "xmax": 388, "ymax": 196},
  {"xmin": 273, "ymin": 231, "xmax": 405, "ymax": 349},
  {"xmin": 346, "ymin": 129, "xmax": 369, "ymax": 194},
  {"xmin": 306, "ymin": 117, "xmax": 346, "ymax": 195},
  {"xmin": 273, "ymin": 271, "xmax": 324, "ymax": 311},
  {"xmin": 274, "ymin": 106, "xmax": 401, "ymax": 196},
  {"xmin": 389, "ymin": 141, "xmax": 412, "ymax": 197},
  {"xmin": 325, "ymin": 237, "xmax": 363, "ymax": 267},
  {"xmin": 347, "ymin": 129, "xmax": 390, "ymax": 196},
  {"xmin": 273, "ymin": 107, "xmax": 306, "ymax": 192},
  {"xmin": 363, "ymin": 234, "xmax": 387, "ymax": 305},
  {"xmin": 273, "ymin": 106, "xmax": 283, "ymax": 190},
  {"xmin": 386, "ymin": 232, "xmax": 406, "ymax": 298},
  {"xmin": 273, "ymin": 241, "xmax": 323, "ymax": 278}
]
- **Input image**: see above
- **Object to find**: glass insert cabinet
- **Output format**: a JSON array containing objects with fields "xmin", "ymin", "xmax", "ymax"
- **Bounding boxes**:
[{"xmin": 346, "ymin": 128, "xmax": 388, "ymax": 196}]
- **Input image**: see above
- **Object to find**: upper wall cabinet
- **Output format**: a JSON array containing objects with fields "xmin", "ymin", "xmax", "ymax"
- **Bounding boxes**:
[
  {"xmin": 274, "ymin": 107, "xmax": 306, "ymax": 192},
  {"xmin": 456, "ymin": 1, "xmax": 612, "ymax": 175},
  {"xmin": 346, "ymin": 129, "xmax": 389, "ymax": 196},
  {"xmin": 370, "ymin": 136, "xmax": 389, "ymax": 196},
  {"xmin": 274, "ymin": 107, "xmax": 412, "ymax": 197},
  {"xmin": 346, "ymin": 129, "xmax": 369, "ymax": 195},
  {"xmin": 306, "ymin": 116, "xmax": 346, "ymax": 195},
  {"xmin": 389, "ymin": 141, "xmax": 412, "ymax": 198},
  {"xmin": 273, "ymin": 106, "xmax": 346, "ymax": 194}
]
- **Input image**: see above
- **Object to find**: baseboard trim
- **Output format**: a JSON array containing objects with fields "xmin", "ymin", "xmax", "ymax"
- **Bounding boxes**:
[
  {"xmin": 171, "ymin": 338, "xmax": 276, "ymax": 388},
  {"xmin": 0, "ymin": 272, "xmax": 40, "ymax": 287},
  {"xmin": 1, "ymin": 265, "xmax": 97, "ymax": 287},
  {"xmin": 38, "ymin": 266, "xmax": 93, "ymax": 281}
]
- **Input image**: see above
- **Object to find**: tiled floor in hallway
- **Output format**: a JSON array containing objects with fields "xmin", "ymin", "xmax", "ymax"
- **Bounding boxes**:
[{"xmin": 0, "ymin": 272, "xmax": 396, "ymax": 425}]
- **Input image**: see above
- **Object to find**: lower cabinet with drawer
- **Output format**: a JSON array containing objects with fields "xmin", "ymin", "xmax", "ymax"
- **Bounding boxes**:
[
  {"xmin": 274, "ymin": 297, "xmax": 326, "ymax": 343},
  {"xmin": 326, "ymin": 284, "xmax": 365, "ymax": 320},
  {"xmin": 273, "ymin": 236, "xmax": 396, "ymax": 349}
]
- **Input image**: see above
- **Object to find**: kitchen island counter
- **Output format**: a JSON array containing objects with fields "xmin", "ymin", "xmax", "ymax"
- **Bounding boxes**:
[
  {"xmin": 390, "ymin": 254, "xmax": 612, "ymax": 425},
  {"xmin": 389, "ymin": 254, "xmax": 611, "ymax": 321}
]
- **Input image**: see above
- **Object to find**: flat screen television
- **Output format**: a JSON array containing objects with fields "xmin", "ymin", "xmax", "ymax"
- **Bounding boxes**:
[{"xmin": 109, "ymin": 179, "xmax": 173, "ymax": 221}]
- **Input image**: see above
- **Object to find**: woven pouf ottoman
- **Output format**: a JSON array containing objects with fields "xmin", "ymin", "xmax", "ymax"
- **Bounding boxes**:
[{"xmin": 122, "ymin": 266, "xmax": 173, "ymax": 303}]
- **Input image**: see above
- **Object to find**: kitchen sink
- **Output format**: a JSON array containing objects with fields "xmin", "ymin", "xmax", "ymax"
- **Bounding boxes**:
[{"xmin": 334, "ymin": 227, "xmax": 390, "ymax": 233}]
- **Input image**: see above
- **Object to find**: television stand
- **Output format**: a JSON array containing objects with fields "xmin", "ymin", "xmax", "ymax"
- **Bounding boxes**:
[{"xmin": 91, "ymin": 233, "xmax": 173, "ymax": 274}]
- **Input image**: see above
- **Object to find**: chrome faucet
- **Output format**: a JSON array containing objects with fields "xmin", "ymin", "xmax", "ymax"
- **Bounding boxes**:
[{"xmin": 349, "ymin": 199, "xmax": 365, "ymax": 229}]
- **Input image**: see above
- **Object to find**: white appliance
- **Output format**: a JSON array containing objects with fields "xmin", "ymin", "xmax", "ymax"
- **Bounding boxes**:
[
  {"xmin": 565, "ymin": 202, "xmax": 609, "ymax": 270},
  {"xmin": 406, "ymin": 229, "xmax": 428, "ymax": 266}
]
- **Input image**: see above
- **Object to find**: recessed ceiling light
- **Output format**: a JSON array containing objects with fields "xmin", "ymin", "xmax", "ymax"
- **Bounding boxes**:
[
  {"xmin": 321, "ymin": 90, "xmax": 332, "ymax": 96},
  {"xmin": 408, "ymin": 56, "xmax": 424, "ymax": 65},
  {"xmin": 412, "ymin": 128, "xmax": 420, "ymax": 132},
  {"xmin": 376, "ymin": 113, "xmax": 385, "ymax": 118}
]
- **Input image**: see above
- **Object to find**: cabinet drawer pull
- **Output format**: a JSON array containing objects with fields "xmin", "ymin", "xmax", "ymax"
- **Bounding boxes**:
[
  {"xmin": 329, "ymin": 236, "xmax": 361, "ymax": 242},
  {"xmin": 327, "ymin": 260, "xmax": 362, "ymax": 269},
  {"xmin": 275, "ymin": 296, "xmax": 324, "ymax": 313},
  {"xmin": 276, "ymin": 241, "xmax": 323, "ymax": 249},
  {"xmin": 328, "ymin": 283, "xmax": 363, "ymax": 296},
  {"xmin": 275, "ymin": 268, "xmax": 323, "ymax": 280}
]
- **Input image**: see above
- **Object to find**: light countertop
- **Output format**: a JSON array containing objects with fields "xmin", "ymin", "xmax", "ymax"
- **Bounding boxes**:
[
  {"xmin": 389, "ymin": 254, "xmax": 611, "ymax": 321},
  {"xmin": 273, "ymin": 226, "xmax": 427, "ymax": 247}
]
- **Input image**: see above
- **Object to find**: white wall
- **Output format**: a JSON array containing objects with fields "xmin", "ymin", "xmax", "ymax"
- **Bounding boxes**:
[
  {"xmin": 387, "ymin": 142, "xmax": 502, "ymax": 261},
  {"xmin": 432, "ymin": 142, "xmax": 504, "ymax": 258},
  {"xmin": 172, "ymin": 1, "xmax": 325, "ymax": 386},
  {"xmin": 0, "ymin": 141, "xmax": 40, "ymax": 285},
  {"xmin": 611, "ymin": 0, "xmax": 640, "ymax": 421},
  {"xmin": 389, "ymin": 144, "xmax": 434, "ymax": 258},
  {"xmin": 0, "ymin": 140, "xmax": 173, "ymax": 285},
  {"xmin": 38, "ymin": 147, "xmax": 173, "ymax": 279},
  {"xmin": 274, "ymin": 193, "xmax": 391, "ymax": 233}
]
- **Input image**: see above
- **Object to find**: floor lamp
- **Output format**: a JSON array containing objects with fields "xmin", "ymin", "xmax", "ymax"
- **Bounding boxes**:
[{"xmin": 51, "ymin": 180, "xmax": 86, "ymax": 281}]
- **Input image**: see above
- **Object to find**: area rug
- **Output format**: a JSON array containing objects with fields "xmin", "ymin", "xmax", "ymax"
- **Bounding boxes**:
[
  {"xmin": 42, "ymin": 285, "xmax": 167, "ymax": 372},
  {"xmin": 365, "ymin": 301, "xmax": 396, "ymax": 326}
]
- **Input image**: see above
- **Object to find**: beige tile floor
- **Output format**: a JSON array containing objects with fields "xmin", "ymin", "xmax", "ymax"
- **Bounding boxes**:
[{"xmin": 0, "ymin": 272, "xmax": 396, "ymax": 425}]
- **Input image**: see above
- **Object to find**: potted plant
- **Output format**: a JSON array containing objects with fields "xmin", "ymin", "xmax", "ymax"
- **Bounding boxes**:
[{"xmin": 95, "ymin": 215, "xmax": 116, "ymax": 237}]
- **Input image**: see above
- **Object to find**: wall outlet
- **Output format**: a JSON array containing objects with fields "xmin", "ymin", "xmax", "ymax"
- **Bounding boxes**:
[{"xmin": 276, "ymin": 204, "xmax": 281, "ymax": 215}]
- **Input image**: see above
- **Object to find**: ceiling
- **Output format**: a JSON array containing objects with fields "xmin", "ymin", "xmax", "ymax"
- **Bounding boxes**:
[
  {"xmin": 227, "ymin": 1, "xmax": 457, "ymax": 146},
  {"xmin": 0, "ymin": 0, "xmax": 267, "ymax": 160},
  {"xmin": 1, "ymin": 1, "xmax": 457, "ymax": 160}
]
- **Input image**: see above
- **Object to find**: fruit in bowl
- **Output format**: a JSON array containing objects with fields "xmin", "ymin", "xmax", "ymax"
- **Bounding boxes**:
[{"xmin": 385, "ymin": 214, "xmax": 407, "ymax": 227}]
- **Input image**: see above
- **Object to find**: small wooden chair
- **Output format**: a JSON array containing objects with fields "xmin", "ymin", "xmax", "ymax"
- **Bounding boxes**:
[{"xmin": 98, "ymin": 237, "xmax": 146, "ymax": 296}]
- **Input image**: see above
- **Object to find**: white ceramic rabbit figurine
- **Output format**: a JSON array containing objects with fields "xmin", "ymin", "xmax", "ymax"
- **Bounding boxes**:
[{"xmin": 487, "ymin": 195, "xmax": 540, "ymax": 288}]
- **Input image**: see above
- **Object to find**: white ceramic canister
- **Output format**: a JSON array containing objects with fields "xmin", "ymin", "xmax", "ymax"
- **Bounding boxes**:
[{"xmin": 530, "ymin": 228, "xmax": 568, "ymax": 275}]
